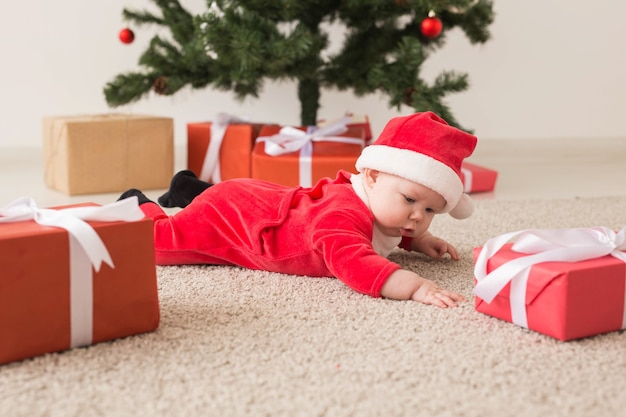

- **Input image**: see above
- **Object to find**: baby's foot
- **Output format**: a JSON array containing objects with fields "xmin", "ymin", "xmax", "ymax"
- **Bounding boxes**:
[
  {"xmin": 158, "ymin": 170, "xmax": 211, "ymax": 208},
  {"xmin": 118, "ymin": 189, "xmax": 153, "ymax": 205}
]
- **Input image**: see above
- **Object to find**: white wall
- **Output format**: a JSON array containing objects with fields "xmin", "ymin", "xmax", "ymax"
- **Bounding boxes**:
[{"xmin": 1, "ymin": 0, "xmax": 625, "ymax": 148}]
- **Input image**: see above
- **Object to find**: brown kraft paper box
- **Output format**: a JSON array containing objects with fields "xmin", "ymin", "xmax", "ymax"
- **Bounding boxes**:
[{"xmin": 43, "ymin": 114, "xmax": 174, "ymax": 195}]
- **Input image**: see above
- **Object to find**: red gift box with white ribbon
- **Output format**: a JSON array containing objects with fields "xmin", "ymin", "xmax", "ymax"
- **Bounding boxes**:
[
  {"xmin": 0, "ymin": 197, "xmax": 160, "ymax": 364},
  {"xmin": 187, "ymin": 114, "xmax": 270, "ymax": 183},
  {"xmin": 460, "ymin": 161, "xmax": 498, "ymax": 193},
  {"xmin": 251, "ymin": 117, "xmax": 367, "ymax": 188},
  {"xmin": 473, "ymin": 227, "xmax": 626, "ymax": 341}
]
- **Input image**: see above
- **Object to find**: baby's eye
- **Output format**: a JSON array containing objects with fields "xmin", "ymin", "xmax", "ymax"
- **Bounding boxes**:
[
  {"xmin": 404, "ymin": 196, "xmax": 415, "ymax": 203},
  {"xmin": 426, "ymin": 208, "xmax": 435, "ymax": 213}
]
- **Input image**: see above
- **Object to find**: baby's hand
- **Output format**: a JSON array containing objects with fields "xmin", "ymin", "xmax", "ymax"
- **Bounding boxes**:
[
  {"xmin": 411, "ymin": 279, "xmax": 466, "ymax": 308},
  {"xmin": 414, "ymin": 235, "xmax": 459, "ymax": 260},
  {"xmin": 381, "ymin": 269, "xmax": 466, "ymax": 307}
]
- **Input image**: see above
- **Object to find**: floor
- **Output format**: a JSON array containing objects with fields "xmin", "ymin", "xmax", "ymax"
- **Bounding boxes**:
[{"xmin": 1, "ymin": 137, "xmax": 625, "ymax": 209}]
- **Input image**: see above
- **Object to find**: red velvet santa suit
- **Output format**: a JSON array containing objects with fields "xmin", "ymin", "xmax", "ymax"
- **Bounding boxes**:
[{"xmin": 140, "ymin": 171, "xmax": 409, "ymax": 298}]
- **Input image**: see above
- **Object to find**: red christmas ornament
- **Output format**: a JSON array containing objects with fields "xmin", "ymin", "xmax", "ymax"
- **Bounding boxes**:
[
  {"xmin": 118, "ymin": 28, "xmax": 135, "ymax": 44},
  {"xmin": 420, "ymin": 12, "xmax": 443, "ymax": 38}
]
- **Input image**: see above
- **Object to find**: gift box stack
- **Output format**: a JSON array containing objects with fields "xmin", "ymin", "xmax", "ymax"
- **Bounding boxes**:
[
  {"xmin": 186, "ymin": 115, "xmax": 371, "ymax": 187},
  {"xmin": 473, "ymin": 227, "xmax": 626, "ymax": 341},
  {"xmin": 0, "ymin": 198, "xmax": 160, "ymax": 365},
  {"xmin": 43, "ymin": 114, "xmax": 174, "ymax": 195},
  {"xmin": 186, "ymin": 114, "xmax": 497, "ymax": 192}
]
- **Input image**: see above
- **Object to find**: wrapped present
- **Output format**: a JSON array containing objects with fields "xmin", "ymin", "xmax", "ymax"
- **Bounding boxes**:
[
  {"xmin": 473, "ymin": 227, "xmax": 626, "ymax": 341},
  {"xmin": 460, "ymin": 162, "xmax": 498, "ymax": 193},
  {"xmin": 42, "ymin": 114, "xmax": 174, "ymax": 195},
  {"xmin": 251, "ymin": 118, "xmax": 367, "ymax": 187},
  {"xmin": 187, "ymin": 113, "xmax": 269, "ymax": 183},
  {"xmin": 318, "ymin": 114, "xmax": 373, "ymax": 142},
  {"xmin": 0, "ymin": 197, "xmax": 160, "ymax": 365}
]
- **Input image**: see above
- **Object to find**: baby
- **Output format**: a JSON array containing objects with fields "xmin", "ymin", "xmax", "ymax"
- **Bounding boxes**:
[{"xmin": 120, "ymin": 112, "xmax": 477, "ymax": 307}]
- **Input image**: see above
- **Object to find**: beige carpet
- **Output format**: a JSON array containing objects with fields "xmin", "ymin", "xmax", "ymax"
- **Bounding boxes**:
[{"xmin": 2, "ymin": 195, "xmax": 626, "ymax": 417}]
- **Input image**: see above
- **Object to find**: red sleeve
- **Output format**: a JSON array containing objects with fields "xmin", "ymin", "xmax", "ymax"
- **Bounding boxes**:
[{"xmin": 311, "ymin": 211, "xmax": 402, "ymax": 297}]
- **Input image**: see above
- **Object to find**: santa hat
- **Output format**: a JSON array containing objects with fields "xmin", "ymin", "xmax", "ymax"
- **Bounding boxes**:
[{"xmin": 355, "ymin": 112, "xmax": 477, "ymax": 219}]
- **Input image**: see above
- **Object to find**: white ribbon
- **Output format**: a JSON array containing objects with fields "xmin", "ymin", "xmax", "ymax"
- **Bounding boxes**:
[
  {"xmin": 257, "ymin": 117, "xmax": 363, "ymax": 187},
  {"xmin": 474, "ymin": 226, "xmax": 626, "ymax": 329},
  {"xmin": 0, "ymin": 196, "xmax": 145, "ymax": 348},
  {"xmin": 299, "ymin": 134, "xmax": 315, "ymax": 188},
  {"xmin": 461, "ymin": 166, "xmax": 473, "ymax": 193},
  {"xmin": 199, "ymin": 112, "xmax": 249, "ymax": 183},
  {"xmin": 260, "ymin": 117, "xmax": 353, "ymax": 156}
]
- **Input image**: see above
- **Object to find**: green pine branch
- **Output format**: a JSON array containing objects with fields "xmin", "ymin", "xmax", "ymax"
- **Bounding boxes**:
[{"xmin": 104, "ymin": 0, "xmax": 495, "ymax": 128}]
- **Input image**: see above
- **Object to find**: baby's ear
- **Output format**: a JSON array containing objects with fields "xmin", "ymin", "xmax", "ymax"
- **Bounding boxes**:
[{"xmin": 363, "ymin": 168, "xmax": 381, "ymax": 187}]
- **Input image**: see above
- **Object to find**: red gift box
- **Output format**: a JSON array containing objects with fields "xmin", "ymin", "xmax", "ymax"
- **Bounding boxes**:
[
  {"xmin": 187, "ymin": 121, "xmax": 268, "ymax": 183},
  {"xmin": 460, "ymin": 162, "xmax": 498, "ymax": 193},
  {"xmin": 318, "ymin": 114, "xmax": 373, "ymax": 142},
  {"xmin": 473, "ymin": 228, "xmax": 626, "ymax": 341},
  {"xmin": 0, "ymin": 199, "xmax": 160, "ymax": 364},
  {"xmin": 251, "ymin": 125, "xmax": 366, "ymax": 188}
]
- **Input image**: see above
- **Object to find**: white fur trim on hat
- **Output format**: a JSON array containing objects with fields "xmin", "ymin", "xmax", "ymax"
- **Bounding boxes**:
[
  {"xmin": 355, "ymin": 144, "xmax": 474, "ymax": 219},
  {"xmin": 449, "ymin": 194, "xmax": 474, "ymax": 219}
]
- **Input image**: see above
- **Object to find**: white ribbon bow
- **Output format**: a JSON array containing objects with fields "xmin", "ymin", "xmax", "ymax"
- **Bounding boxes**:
[
  {"xmin": 0, "ymin": 196, "xmax": 145, "ymax": 347},
  {"xmin": 199, "ymin": 112, "xmax": 250, "ymax": 183},
  {"xmin": 474, "ymin": 226, "xmax": 626, "ymax": 328},
  {"xmin": 257, "ymin": 117, "xmax": 363, "ymax": 187},
  {"xmin": 260, "ymin": 116, "xmax": 358, "ymax": 156}
]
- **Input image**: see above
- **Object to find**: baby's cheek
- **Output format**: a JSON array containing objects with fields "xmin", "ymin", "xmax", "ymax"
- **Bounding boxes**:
[{"xmin": 416, "ymin": 221, "xmax": 432, "ymax": 235}]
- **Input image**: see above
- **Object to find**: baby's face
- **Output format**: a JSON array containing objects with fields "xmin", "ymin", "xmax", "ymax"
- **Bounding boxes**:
[{"xmin": 364, "ymin": 171, "xmax": 446, "ymax": 238}]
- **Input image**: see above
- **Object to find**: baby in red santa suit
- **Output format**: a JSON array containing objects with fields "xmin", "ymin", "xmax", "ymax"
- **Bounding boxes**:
[{"xmin": 120, "ymin": 111, "xmax": 477, "ymax": 308}]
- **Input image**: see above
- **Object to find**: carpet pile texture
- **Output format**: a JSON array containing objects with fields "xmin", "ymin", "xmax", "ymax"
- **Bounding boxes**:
[{"xmin": 2, "ymin": 196, "xmax": 625, "ymax": 417}]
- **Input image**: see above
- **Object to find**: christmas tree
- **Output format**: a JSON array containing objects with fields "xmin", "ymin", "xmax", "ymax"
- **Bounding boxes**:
[{"xmin": 104, "ymin": 0, "xmax": 494, "ymax": 129}]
